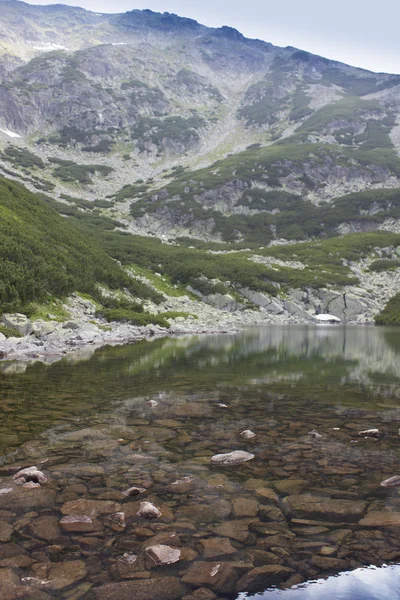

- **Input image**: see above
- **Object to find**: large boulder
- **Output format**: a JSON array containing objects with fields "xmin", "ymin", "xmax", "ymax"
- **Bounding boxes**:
[{"xmin": 1, "ymin": 313, "xmax": 32, "ymax": 336}]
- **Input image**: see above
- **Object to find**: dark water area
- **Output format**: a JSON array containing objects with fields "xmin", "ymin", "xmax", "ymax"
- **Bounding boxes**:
[{"xmin": 1, "ymin": 325, "xmax": 400, "ymax": 599}]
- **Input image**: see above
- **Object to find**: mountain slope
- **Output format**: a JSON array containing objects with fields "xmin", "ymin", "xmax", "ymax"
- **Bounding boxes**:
[
  {"xmin": 0, "ymin": 175, "xmax": 160, "ymax": 311},
  {"xmin": 0, "ymin": 2, "xmax": 400, "ymax": 325}
]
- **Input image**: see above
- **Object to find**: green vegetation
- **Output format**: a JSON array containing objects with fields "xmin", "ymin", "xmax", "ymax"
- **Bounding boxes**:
[
  {"xmin": 0, "ymin": 146, "xmax": 45, "ymax": 169},
  {"xmin": 49, "ymin": 158, "xmax": 113, "ymax": 184},
  {"xmin": 0, "ymin": 176, "xmax": 160, "ymax": 312},
  {"xmin": 0, "ymin": 325, "xmax": 23, "ymax": 338},
  {"xmin": 131, "ymin": 115, "xmax": 205, "ymax": 151},
  {"xmin": 369, "ymin": 259, "xmax": 400, "ymax": 272},
  {"xmin": 376, "ymin": 293, "xmax": 400, "ymax": 325},
  {"xmin": 98, "ymin": 308, "xmax": 170, "ymax": 328}
]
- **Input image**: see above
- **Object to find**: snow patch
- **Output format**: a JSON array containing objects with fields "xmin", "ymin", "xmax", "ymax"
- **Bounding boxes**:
[
  {"xmin": 33, "ymin": 44, "xmax": 68, "ymax": 52},
  {"xmin": 111, "ymin": 42, "xmax": 128, "ymax": 46},
  {"xmin": 0, "ymin": 128, "xmax": 21, "ymax": 139}
]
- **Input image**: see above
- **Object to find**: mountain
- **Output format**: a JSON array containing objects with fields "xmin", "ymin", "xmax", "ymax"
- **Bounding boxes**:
[{"xmin": 1, "ymin": 0, "xmax": 400, "ymax": 326}]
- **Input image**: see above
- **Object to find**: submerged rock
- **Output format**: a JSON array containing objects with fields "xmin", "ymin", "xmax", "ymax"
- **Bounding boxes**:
[
  {"xmin": 381, "ymin": 476, "xmax": 400, "ymax": 488},
  {"xmin": 282, "ymin": 495, "xmax": 367, "ymax": 522},
  {"xmin": 358, "ymin": 428, "xmax": 380, "ymax": 438},
  {"xmin": 241, "ymin": 430, "xmax": 256, "ymax": 439},
  {"xmin": 123, "ymin": 486, "xmax": 146, "ymax": 497},
  {"xmin": 12, "ymin": 466, "xmax": 48, "ymax": 485},
  {"xmin": 308, "ymin": 430, "xmax": 322, "ymax": 439},
  {"xmin": 236, "ymin": 565, "xmax": 294, "ymax": 592},
  {"xmin": 137, "ymin": 501, "xmax": 162, "ymax": 519},
  {"xmin": 211, "ymin": 451, "xmax": 254, "ymax": 465},
  {"xmin": 146, "ymin": 544, "xmax": 181, "ymax": 565},
  {"xmin": 94, "ymin": 576, "xmax": 187, "ymax": 600}
]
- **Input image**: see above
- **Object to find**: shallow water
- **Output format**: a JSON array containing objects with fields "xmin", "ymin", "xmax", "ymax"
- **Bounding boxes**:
[{"xmin": 1, "ymin": 325, "xmax": 400, "ymax": 599}]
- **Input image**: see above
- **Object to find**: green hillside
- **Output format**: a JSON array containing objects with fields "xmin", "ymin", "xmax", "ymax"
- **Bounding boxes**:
[{"xmin": 0, "ymin": 177, "xmax": 159, "ymax": 312}]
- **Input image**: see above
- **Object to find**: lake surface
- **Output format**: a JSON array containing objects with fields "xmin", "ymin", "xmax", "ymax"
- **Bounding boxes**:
[{"xmin": 1, "ymin": 325, "xmax": 400, "ymax": 599}]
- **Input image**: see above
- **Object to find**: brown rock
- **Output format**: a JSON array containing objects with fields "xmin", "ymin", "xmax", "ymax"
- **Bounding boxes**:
[
  {"xmin": 167, "ymin": 476, "xmax": 197, "ymax": 494},
  {"xmin": 145, "ymin": 544, "xmax": 181, "ymax": 565},
  {"xmin": 359, "ymin": 511, "xmax": 400, "ymax": 527},
  {"xmin": 94, "ymin": 576, "xmax": 187, "ymax": 600},
  {"xmin": 137, "ymin": 501, "xmax": 161, "ymax": 519},
  {"xmin": 249, "ymin": 549, "xmax": 283, "ymax": 566},
  {"xmin": 311, "ymin": 555, "xmax": 349, "ymax": 570},
  {"xmin": 273, "ymin": 480, "xmax": 307, "ymax": 495},
  {"xmin": 232, "ymin": 497, "xmax": 258, "ymax": 517},
  {"xmin": 0, "ymin": 522, "xmax": 13, "ymax": 542},
  {"xmin": 177, "ymin": 499, "xmax": 231, "ymax": 523},
  {"xmin": 61, "ymin": 499, "xmax": 121, "ymax": 517},
  {"xmin": 0, "ymin": 487, "xmax": 55, "ymax": 512},
  {"xmin": 28, "ymin": 516, "xmax": 61, "ymax": 541},
  {"xmin": 236, "ymin": 565, "xmax": 294, "ymax": 593},
  {"xmin": 200, "ymin": 537, "xmax": 237, "ymax": 558},
  {"xmin": 255, "ymin": 488, "xmax": 279, "ymax": 503},
  {"xmin": 59, "ymin": 515, "xmax": 102, "ymax": 533},
  {"xmin": 212, "ymin": 520, "xmax": 253, "ymax": 542},
  {"xmin": 0, "ymin": 568, "xmax": 25, "ymax": 600},
  {"xmin": 182, "ymin": 588, "xmax": 217, "ymax": 600},
  {"xmin": 32, "ymin": 560, "xmax": 87, "ymax": 590},
  {"xmin": 282, "ymin": 495, "xmax": 367, "ymax": 522},
  {"xmin": 182, "ymin": 562, "xmax": 252, "ymax": 595}
]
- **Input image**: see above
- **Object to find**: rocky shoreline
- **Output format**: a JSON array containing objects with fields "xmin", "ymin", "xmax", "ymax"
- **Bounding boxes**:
[{"xmin": 0, "ymin": 294, "xmax": 317, "ymax": 366}]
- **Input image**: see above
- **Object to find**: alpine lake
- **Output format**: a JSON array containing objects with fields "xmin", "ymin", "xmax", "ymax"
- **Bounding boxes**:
[{"xmin": 1, "ymin": 325, "xmax": 400, "ymax": 600}]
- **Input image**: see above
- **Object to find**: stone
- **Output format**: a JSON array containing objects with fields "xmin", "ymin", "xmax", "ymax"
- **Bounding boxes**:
[
  {"xmin": 167, "ymin": 476, "xmax": 196, "ymax": 494},
  {"xmin": 60, "ymin": 499, "xmax": 121, "ymax": 517},
  {"xmin": 12, "ymin": 466, "xmax": 48, "ymax": 485},
  {"xmin": 32, "ymin": 560, "xmax": 87, "ymax": 590},
  {"xmin": 273, "ymin": 480, "xmax": 307, "ymax": 495},
  {"xmin": 123, "ymin": 486, "xmax": 146, "ymax": 496},
  {"xmin": 94, "ymin": 576, "xmax": 187, "ymax": 600},
  {"xmin": 28, "ymin": 516, "xmax": 61, "ymax": 541},
  {"xmin": 59, "ymin": 515, "xmax": 101, "ymax": 533},
  {"xmin": 311, "ymin": 555, "xmax": 349, "ymax": 570},
  {"xmin": 255, "ymin": 488, "xmax": 279, "ymax": 503},
  {"xmin": 145, "ymin": 544, "xmax": 181, "ymax": 565},
  {"xmin": 182, "ymin": 562, "xmax": 251, "ymax": 595},
  {"xmin": 381, "ymin": 476, "xmax": 400, "ymax": 488},
  {"xmin": 319, "ymin": 546, "xmax": 338, "ymax": 556},
  {"xmin": 282, "ymin": 495, "xmax": 367, "ymax": 522},
  {"xmin": 212, "ymin": 520, "xmax": 252, "ymax": 542},
  {"xmin": 236, "ymin": 565, "xmax": 294, "ymax": 592},
  {"xmin": 0, "ymin": 487, "xmax": 55, "ymax": 512},
  {"xmin": 200, "ymin": 537, "xmax": 237, "ymax": 558},
  {"xmin": 182, "ymin": 588, "xmax": 217, "ymax": 600},
  {"xmin": 177, "ymin": 499, "xmax": 231, "ymax": 523},
  {"xmin": 249, "ymin": 550, "xmax": 283, "ymax": 566},
  {"xmin": 358, "ymin": 429, "xmax": 380, "ymax": 438},
  {"xmin": 0, "ymin": 568, "xmax": 25, "ymax": 599},
  {"xmin": 359, "ymin": 511, "xmax": 400, "ymax": 527},
  {"xmin": 241, "ymin": 430, "xmax": 256, "ymax": 439},
  {"xmin": 232, "ymin": 497, "xmax": 259, "ymax": 517},
  {"xmin": 1, "ymin": 313, "xmax": 33, "ymax": 336},
  {"xmin": 137, "ymin": 501, "xmax": 162, "ymax": 519},
  {"xmin": 211, "ymin": 451, "xmax": 254, "ymax": 465},
  {"xmin": 0, "ymin": 522, "xmax": 13, "ymax": 542}
]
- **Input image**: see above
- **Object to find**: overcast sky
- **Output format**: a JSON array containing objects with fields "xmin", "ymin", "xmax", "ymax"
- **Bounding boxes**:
[{"xmin": 24, "ymin": 0, "xmax": 400, "ymax": 74}]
